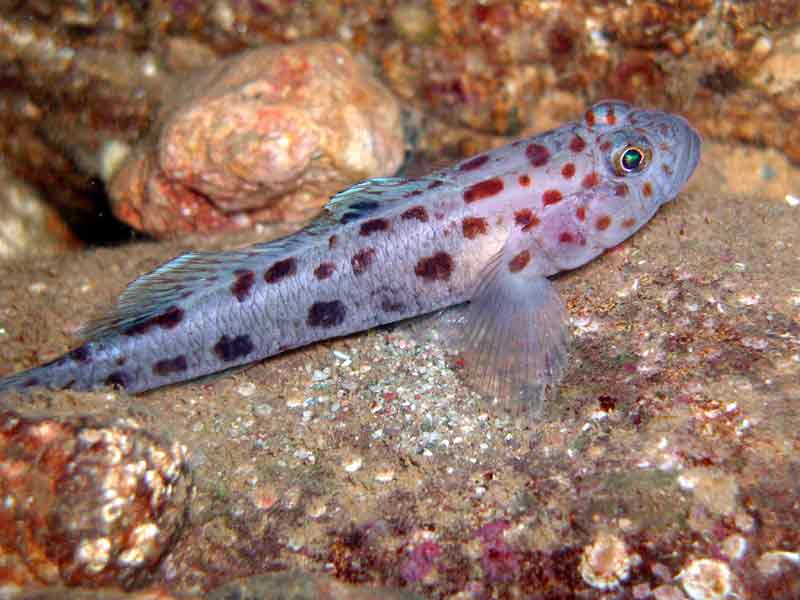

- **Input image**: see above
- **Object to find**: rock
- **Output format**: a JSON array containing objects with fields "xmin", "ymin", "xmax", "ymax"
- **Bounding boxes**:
[
  {"xmin": 0, "ymin": 161, "xmax": 81, "ymax": 260},
  {"xmin": 206, "ymin": 572, "xmax": 422, "ymax": 600},
  {"xmin": 0, "ymin": 409, "xmax": 192, "ymax": 589},
  {"xmin": 109, "ymin": 41, "xmax": 404, "ymax": 237}
]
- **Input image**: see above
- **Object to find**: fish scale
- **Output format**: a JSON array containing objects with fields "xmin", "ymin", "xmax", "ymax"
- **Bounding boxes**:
[{"xmin": 0, "ymin": 101, "xmax": 701, "ymax": 414}]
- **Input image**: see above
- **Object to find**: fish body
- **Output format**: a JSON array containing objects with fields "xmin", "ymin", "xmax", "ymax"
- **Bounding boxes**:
[{"xmin": 0, "ymin": 101, "xmax": 701, "ymax": 411}]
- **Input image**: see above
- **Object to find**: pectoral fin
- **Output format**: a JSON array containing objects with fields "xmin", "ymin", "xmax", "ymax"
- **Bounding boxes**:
[{"xmin": 435, "ymin": 256, "xmax": 570, "ymax": 416}]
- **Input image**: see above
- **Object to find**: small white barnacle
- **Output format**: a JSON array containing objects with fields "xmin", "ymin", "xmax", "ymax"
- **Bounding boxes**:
[
  {"xmin": 75, "ymin": 537, "xmax": 111, "ymax": 573},
  {"xmin": 579, "ymin": 533, "xmax": 635, "ymax": 590},
  {"xmin": 678, "ymin": 558, "xmax": 737, "ymax": 600}
]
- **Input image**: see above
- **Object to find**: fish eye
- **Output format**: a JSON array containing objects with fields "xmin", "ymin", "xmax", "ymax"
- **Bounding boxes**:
[{"xmin": 615, "ymin": 145, "xmax": 650, "ymax": 175}]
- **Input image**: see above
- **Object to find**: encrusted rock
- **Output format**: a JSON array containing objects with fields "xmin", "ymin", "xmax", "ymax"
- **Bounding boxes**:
[
  {"xmin": 0, "ymin": 410, "xmax": 192, "ymax": 588},
  {"xmin": 110, "ymin": 41, "xmax": 404, "ymax": 237},
  {"xmin": 579, "ymin": 532, "xmax": 635, "ymax": 590}
]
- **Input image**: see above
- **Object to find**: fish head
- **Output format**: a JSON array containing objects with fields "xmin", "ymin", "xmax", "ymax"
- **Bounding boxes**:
[{"xmin": 585, "ymin": 100, "xmax": 702, "ymax": 207}]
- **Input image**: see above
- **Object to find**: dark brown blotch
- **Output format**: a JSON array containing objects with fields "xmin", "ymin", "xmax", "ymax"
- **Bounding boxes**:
[
  {"xmin": 570, "ymin": 135, "xmax": 587, "ymax": 153},
  {"xmin": 359, "ymin": 218, "xmax": 390, "ymax": 236},
  {"xmin": 213, "ymin": 334, "xmax": 255, "ymax": 362},
  {"xmin": 542, "ymin": 189, "xmax": 563, "ymax": 206},
  {"xmin": 124, "ymin": 305, "xmax": 184, "ymax": 336},
  {"xmin": 307, "ymin": 300, "xmax": 347, "ymax": 328},
  {"xmin": 105, "ymin": 371, "xmax": 130, "ymax": 389},
  {"xmin": 349, "ymin": 200, "xmax": 380, "ymax": 211},
  {"xmin": 463, "ymin": 177, "xmax": 504, "ymax": 203},
  {"xmin": 153, "ymin": 355, "xmax": 188, "ymax": 376},
  {"xmin": 401, "ymin": 206, "xmax": 429, "ymax": 222},
  {"xmin": 265, "ymin": 257, "xmax": 297, "ymax": 284},
  {"xmin": 508, "ymin": 250, "xmax": 531, "ymax": 273},
  {"xmin": 459, "ymin": 154, "xmax": 490, "ymax": 171},
  {"xmin": 462, "ymin": 216, "xmax": 489, "ymax": 239},
  {"xmin": 231, "ymin": 269, "xmax": 255, "ymax": 302},
  {"xmin": 582, "ymin": 172, "xmax": 599, "ymax": 188},
  {"xmin": 314, "ymin": 262, "xmax": 336, "ymax": 280},
  {"xmin": 642, "ymin": 182, "xmax": 653, "ymax": 197},
  {"xmin": 415, "ymin": 252, "xmax": 454, "ymax": 282},
  {"xmin": 69, "ymin": 345, "xmax": 92, "ymax": 364},
  {"xmin": 351, "ymin": 248, "xmax": 376, "ymax": 275},
  {"xmin": 514, "ymin": 209, "xmax": 540, "ymax": 231},
  {"xmin": 526, "ymin": 143, "xmax": 550, "ymax": 167}
]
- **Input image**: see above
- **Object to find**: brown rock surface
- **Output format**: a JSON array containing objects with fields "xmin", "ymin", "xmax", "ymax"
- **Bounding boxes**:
[{"xmin": 109, "ymin": 41, "xmax": 404, "ymax": 237}]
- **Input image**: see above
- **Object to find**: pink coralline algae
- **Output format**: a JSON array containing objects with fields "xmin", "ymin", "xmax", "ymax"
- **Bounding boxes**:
[
  {"xmin": 110, "ymin": 41, "xmax": 404, "ymax": 237},
  {"xmin": 0, "ymin": 410, "xmax": 192, "ymax": 589},
  {"xmin": 476, "ymin": 520, "xmax": 520, "ymax": 582},
  {"xmin": 399, "ymin": 540, "xmax": 443, "ymax": 583}
]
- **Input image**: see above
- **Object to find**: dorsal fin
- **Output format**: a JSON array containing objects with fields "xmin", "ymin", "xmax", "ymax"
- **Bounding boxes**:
[
  {"xmin": 323, "ymin": 176, "xmax": 450, "ymax": 224},
  {"xmin": 82, "ymin": 175, "xmax": 452, "ymax": 340}
]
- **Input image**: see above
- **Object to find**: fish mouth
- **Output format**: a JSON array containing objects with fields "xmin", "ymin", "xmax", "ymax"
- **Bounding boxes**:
[{"xmin": 675, "ymin": 117, "xmax": 702, "ymax": 184}]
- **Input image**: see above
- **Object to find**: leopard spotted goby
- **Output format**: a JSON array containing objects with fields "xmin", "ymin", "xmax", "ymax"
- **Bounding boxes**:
[{"xmin": 0, "ymin": 101, "xmax": 701, "ymax": 414}]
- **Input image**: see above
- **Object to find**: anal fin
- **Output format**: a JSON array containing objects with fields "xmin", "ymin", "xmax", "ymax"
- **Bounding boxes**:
[{"xmin": 434, "ymin": 260, "xmax": 570, "ymax": 417}]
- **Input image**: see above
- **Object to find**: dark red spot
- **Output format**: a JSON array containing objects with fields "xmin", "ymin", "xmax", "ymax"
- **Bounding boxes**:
[
  {"xmin": 462, "ymin": 216, "xmax": 488, "ymax": 239},
  {"xmin": 124, "ymin": 305, "xmax": 184, "ymax": 336},
  {"xmin": 427, "ymin": 180, "xmax": 443, "ymax": 190},
  {"xmin": 153, "ymin": 355, "xmax": 188, "ymax": 376},
  {"xmin": 600, "ymin": 141, "xmax": 612, "ymax": 152},
  {"xmin": 662, "ymin": 164, "xmax": 673, "ymax": 175},
  {"xmin": 69, "ymin": 345, "xmax": 92, "ymax": 364},
  {"xmin": 404, "ymin": 190, "xmax": 424, "ymax": 198},
  {"xmin": 307, "ymin": 300, "xmax": 347, "ymax": 328},
  {"xmin": 231, "ymin": 269, "xmax": 255, "ymax": 302},
  {"xmin": 596, "ymin": 215, "xmax": 612, "ymax": 230},
  {"xmin": 542, "ymin": 189, "xmax": 563, "ymax": 206},
  {"xmin": 359, "ymin": 218, "xmax": 390, "ymax": 236},
  {"xmin": 575, "ymin": 206, "xmax": 586, "ymax": 221},
  {"xmin": 518, "ymin": 174, "xmax": 531, "ymax": 187},
  {"xmin": 415, "ymin": 252, "xmax": 454, "ymax": 281},
  {"xmin": 105, "ymin": 371, "xmax": 130, "ymax": 389},
  {"xmin": 116, "ymin": 357, "xmax": 126, "ymax": 366},
  {"xmin": 459, "ymin": 154, "xmax": 489, "ymax": 171},
  {"xmin": 508, "ymin": 250, "xmax": 531, "ymax": 273},
  {"xmin": 585, "ymin": 110, "xmax": 596, "ymax": 127},
  {"xmin": 463, "ymin": 177, "xmax": 504, "ymax": 203},
  {"xmin": 559, "ymin": 231, "xmax": 575, "ymax": 244},
  {"xmin": 401, "ymin": 206, "xmax": 429, "ymax": 222},
  {"xmin": 526, "ymin": 144, "xmax": 550, "ymax": 167},
  {"xmin": 314, "ymin": 262, "xmax": 336, "ymax": 280},
  {"xmin": 606, "ymin": 107, "xmax": 616, "ymax": 125},
  {"xmin": 514, "ymin": 209, "xmax": 540, "ymax": 231},
  {"xmin": 642, "ymin": 182, "xmax": 653, "ymax": 197},
  {"xmin": 561, "ymin": 163, "xmax": 576, "ymax": 179},
  {"xmin": 569, "ymin": 135, "xmax": 586, "ymax": 153},
  {"xmin": 582, "ymin": 172, "xmax": 599, "ymax": 188},
  {"xmin": 265, "ymin": 257, "xmax": 297, "ymax": 284},
  {"xmin": 329, "ymin": 235, "xmax": 338, "ymax": 249},
  {"xmin": 622, "ymin": 217, "xmax": 636, "ymax": 228},
  {"xmin": 615, "ymin": 183, "xmax": 629, "ymax": 197},
  {"xmin": 351, "ymin": 248, "xmax": 376, "ymax": 275},
  {"xmin": 213, "ymin": 334, "xmax": 254, "ymax": 362}
]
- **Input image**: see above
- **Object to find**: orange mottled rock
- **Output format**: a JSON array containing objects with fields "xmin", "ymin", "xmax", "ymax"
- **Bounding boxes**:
[
  {"xmin": 110, "ymin": 41, "xmax": 404, "ymax": 237},
  {"xmin": 0, "ymin": 410, "xmax": 192, "ymax": 589}
]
